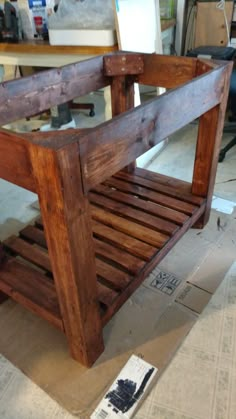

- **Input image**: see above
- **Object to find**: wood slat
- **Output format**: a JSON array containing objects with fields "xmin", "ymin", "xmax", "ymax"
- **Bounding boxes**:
[
  {"xmin": 92, "ymin": 220, "xmax": 156, "ymax": 262},
  {"xmin": 104, "ymin": 177, "xmax": 197, "ymax": 215},
  {"xmin": 97, "ymin": 282, "xmax": 119, "ymax": 307},
  {"xmin": 134, "ymin": 167, "xmax": 191, "ymax": 188},
  {"xmin": 91, "ymin": 206, "xmax": 169, "ymax": 248},
  {"xmin": 20, "ymin": 225, "xmax": 47, "ymax": 248},
  {"xmin": 96, "ymin": 259, "xmax": 132, "ymax": 291},
  {"xmin": 94, "ymin": 238, "xmax": 144, "ymax": 275},
  {"xmin": 94, "ymin": 183, "xmax": 188, "ymax": 225},
  {"xmin": 102, "ymin": 203, "xmax": 206, "ymax": 325},
  {"xmin": 0, "ymin": 257, "xmax": 62, "ymax": 330},
  {"xmin": 90, "ymin": 191, "xmax": 178, "ymax": 236},
  {"xmin": 6, "ymin": 227, "xmax": 120, "ymax": 310},
  {"xmin": 4, "ymin": 235, "xmax": 51, "ymax": 272},
  {"xmin": 115, "ymin": 171, "xmax": 203, "ymax": 206},
  {"xmin": 21, "ymin": 224, "xmax": 145, "ymax": 276}
]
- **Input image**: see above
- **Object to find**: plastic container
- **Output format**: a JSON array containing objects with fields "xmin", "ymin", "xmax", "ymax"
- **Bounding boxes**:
[
  {"xmin": 159, "ymin": 0, "xmax": 176, "ymax": 19},
  {"xmin": 49, "ymin": 29, "xmax": 117, "ymax": 46}
]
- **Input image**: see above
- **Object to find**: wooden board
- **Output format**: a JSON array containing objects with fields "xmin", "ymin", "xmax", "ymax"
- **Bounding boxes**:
[
  {"xmin": 1, "ymin": 169, "xmax": 206, "ymax": 329},
  {"xmin": 194, "ymin": 2, "xmax": 234, "ymax": 47}
]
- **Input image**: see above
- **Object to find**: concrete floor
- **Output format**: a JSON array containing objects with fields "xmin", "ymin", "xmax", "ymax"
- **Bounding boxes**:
[{"xmin": 1, "ymin": 89, "xmax": 236, "ymax": 418}]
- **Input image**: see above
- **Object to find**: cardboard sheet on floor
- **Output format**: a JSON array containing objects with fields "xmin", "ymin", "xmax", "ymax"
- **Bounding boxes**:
[{"xmin": 0, "ymin": 209, "xmax": 235, "ymax": 418}]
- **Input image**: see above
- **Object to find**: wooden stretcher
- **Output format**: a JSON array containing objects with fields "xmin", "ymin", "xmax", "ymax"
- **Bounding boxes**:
[{"xmin": 0, "ymin": 52, "xmax": 232, "ymax": 366}]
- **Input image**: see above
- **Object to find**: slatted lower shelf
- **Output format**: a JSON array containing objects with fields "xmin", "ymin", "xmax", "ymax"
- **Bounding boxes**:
[{"xmin": 0, "ymin": 168, "xmax": 206, "ymax": 329}]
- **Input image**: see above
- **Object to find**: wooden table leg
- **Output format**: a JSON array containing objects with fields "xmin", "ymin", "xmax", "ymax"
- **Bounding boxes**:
[
  {"xmin": 192, "ymin": 66, "xmax": 232, "ymax": 228},
  {"xmin": 30, "ymin": 142, "xmax": 104, "ymax": 367}
]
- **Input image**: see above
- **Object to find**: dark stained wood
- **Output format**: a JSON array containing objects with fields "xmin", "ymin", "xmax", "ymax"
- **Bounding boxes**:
[
  {"xmin": 0, "ymin": 129, "xmax": 35, "ymax": 192},
  {"xmin": 79, "ymin": 62, "xmax": 228, "ymax": 191},
  {"xmin": 94, "ymin": 183, "xmax": 188, "ymax": 225},
  {"xmin": 0, "ymin": 257, "xmax": 63, "ymax": 329},
  {"xmin": 115, "ymin": 171, "xmax": 203, "ymax": 206},
  {"xmin": 196, "ymin": 58, "xmax": 218, "ymax": 76},
  {"xmin": 97, "ymin": 282, "xmax": 119, "ymax": 307},
  {"xmin": 92, "ymin": 220, "xmax": 156, "ymax": 261},
  {"xmin": 96, "ymin": 258, "xmax": 132, "ymax": 291},
  {"xmin": 91, "ymin": 206, "xmax": 169, "ymax": 248},
  {"xmin": 90, "ymin": 191, "xmax": 178, "ymax": 235},
  {"xmin": 134, "ymin": 167, "xmax": 191, "ymax": 189},
  {"xmin": 0, "ymin": 52, "xmax": 231, "ymax": 366},
  {"xmin": 20, "ymin": 225, "xmax": 47, "ymax": 248},
  {"xmin": 110, "ymin": 73, "xmax": 136, "ymax": 173},
  {"xmin": 137, "ymin": 53, "xmax": 197, "ymax": 89},
  {"xmin": 94, "ymin": 238, "xmax": 145, "ymax": 275},
  {"xmin": 192, "ymin": 63, "xmax": 233, "ymax": 227},
  {"xmin": 0, "ymin": 56, "xmax": 110, "ymax": 125},
  {"xmin": 104, "ymin": 177, "xmax": 197, "ymax": 215},
  {"xmin": 21, "ymin": 223, "xmax": 145, "ymax": 276},
  {"xmin": 104, "ymin": 54, "xmax": 144, "ymax": 76},
  {"xmin": 29, "ymin": 142, "xmax": 104, "ymax": 367},
  {"xmin": 4, "ymin": 235, "xmax": 51, "ymax": 272},
  {"xmin": 102, "ymin": 202, "xmax": 206, "ymax": 326}
]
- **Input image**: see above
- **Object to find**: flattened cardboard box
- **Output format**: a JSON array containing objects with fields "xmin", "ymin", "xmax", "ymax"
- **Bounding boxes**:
[{"xmin": 0, "ymin": 210, "xmax": 235, "ymax": 418}]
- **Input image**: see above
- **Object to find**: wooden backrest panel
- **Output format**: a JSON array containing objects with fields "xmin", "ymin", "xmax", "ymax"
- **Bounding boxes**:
[
  {"xmin": 0, "ymin": 56, "xmax": 110, "ymax": 125},
  {"xmin": 79, "ymin": 63, "xmax": 228, "ymax": 192}
]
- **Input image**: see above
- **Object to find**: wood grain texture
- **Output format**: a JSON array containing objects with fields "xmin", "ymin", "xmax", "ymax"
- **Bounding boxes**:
[
  {"xmin": 137, "ymin": 53, "xmax": 197, "ymax": 88},
  {"xmin": 110, "ymin": 73, "xmax": 136, "ymax": 172},
  {"xmin": 0, "ymin": 257, "xmax": 63, "ymax": 330},
  {"xmin": 29, "ymin": 142, "xmax": 104, "ymax": 367},
  {"xmin": 94, "ymin": 183, "xmax": 188, "ymax": 225},
  {"xmin": 104, "ymin": 54, "xmax": 144, "ymax": 76},
  {"xmin": 79, "ymin": 62, "xmax": 228, "ymax": 191},
  {"xmin": 0, "ymin": 129, "xmax": 35, "ymax": 192},
  {"xmin": 90, "ymin": 190, "xmax": 178, "ymax": 235},
  {"xmin": 115, "ymin": 171, "xmax": 203, "ymax": 206},
  {"xmin": 104, "ymin": 177, "xmax": 197, "ymax": 215},
  {"xmin": 91, "ymin": 205, "xmax": 168, "ymax": 248},
  {"xmin": 92, "ymin": 220, "xmax": 156, "ymax": 261},
  {"xmin": 0, "ymin": 56, "xmax": 110, "ymax": 125},
  {"xmin": 4, "ymin": 235, "xmax": 51, "ymax": 272},
  {"xmin": 102, "ymin": 202, "xmax": 206, "ymax": 325},
  {"xmin": 192, "ymin": 62, "xmax": 233, "ymax": 227},
  {"xmin": 20, "ymin": 224, "xmax": 145, "ymax": 275}
]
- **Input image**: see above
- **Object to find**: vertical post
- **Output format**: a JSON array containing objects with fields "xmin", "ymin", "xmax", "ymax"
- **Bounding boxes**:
[
  {"xmin": 111, "ymin": 75, "xmax": 136, "ymax": 172},
  {"xmin": 192, "ymin": 66, "xmax": 232, "ymax": 227},
  {"xmin": 30, "ymin": 142, "xmax": 104, "ymax": 366}
]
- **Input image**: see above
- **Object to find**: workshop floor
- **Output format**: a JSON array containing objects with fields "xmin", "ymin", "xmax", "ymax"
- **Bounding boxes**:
[{"xmin": 0, "ymin": 86, "xmax": 236, "ymax": 418}]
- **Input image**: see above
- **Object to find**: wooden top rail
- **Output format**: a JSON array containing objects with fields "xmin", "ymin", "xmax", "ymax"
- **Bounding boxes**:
[
  {"xmin": 78, "ymin": 61, "xmax": 230, "ymax": 191},
  {"xmin": 0, "ymin": 52, "xmax": 213, "ymax": 125},
  {"xmin": 0, "ymin": 55, "xmax": 110, "ymax": 125}
]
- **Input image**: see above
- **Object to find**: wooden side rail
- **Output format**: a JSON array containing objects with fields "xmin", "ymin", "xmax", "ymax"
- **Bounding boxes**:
[
  {"xmin": 79, "ymin": 60, "xmax": 230, "ymax": 191},
  {"xmin": 0, "ymin": 52, "xmax": 232, "ymax": 367},
  {"xmin": 0, "ymin": 56, "xmax": 110, "ymax": 125}
]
